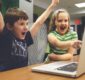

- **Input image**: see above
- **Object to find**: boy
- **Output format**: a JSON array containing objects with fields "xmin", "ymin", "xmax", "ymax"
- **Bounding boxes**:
[{"xmin": 0, "ymin": 0, "xmax": 59, "ymax": 71}]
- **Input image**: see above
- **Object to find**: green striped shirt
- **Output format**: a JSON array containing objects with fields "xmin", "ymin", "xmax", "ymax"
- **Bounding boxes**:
[{"xmin": 48, "ymin": 31, "xmax": 78, "ymax": 55}]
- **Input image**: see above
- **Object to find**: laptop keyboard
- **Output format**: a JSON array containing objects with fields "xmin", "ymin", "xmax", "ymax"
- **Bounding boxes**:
[{"xmin": 56, "ymin": 63, "xmax": 78, "ymax": 72}]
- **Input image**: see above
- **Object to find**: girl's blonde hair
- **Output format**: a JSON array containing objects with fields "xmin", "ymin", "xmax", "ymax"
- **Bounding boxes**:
[{"xmin": 48, "ymin": 9, "xmax": 70, "ymax": 32}]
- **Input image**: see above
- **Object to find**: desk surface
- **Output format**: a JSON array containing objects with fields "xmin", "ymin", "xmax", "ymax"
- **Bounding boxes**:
[{"xmin": 0, "ymin": 63, "xmax": 85, "ymax": 80}]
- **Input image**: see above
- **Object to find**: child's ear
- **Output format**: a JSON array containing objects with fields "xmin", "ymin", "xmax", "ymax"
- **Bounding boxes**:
[{"xmin": 6, "ymin": 23, "xmax": 13, "ymax": 31}]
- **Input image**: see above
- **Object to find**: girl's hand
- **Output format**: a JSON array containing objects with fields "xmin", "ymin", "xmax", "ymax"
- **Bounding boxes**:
[{"xmin": 71, "ymin": 40, "xmax": 82, "ymax": 49}]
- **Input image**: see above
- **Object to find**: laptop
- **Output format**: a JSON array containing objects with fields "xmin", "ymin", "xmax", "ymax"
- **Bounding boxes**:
[{"xmin": 32, "ymin": 30, "xmax": 85, "ymax": 78}]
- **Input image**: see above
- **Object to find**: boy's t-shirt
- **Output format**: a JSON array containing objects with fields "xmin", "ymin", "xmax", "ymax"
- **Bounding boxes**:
[{"xmin": 0, "ymin": 28, "xmax": 33, "ymax": 70}]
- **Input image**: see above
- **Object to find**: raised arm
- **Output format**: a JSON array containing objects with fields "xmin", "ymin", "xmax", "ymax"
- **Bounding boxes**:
[
  {"xmin": 30, "ymin": 0, "xmax": 59, "ymax": 38},
  {"xmin": 0, "ymin": 12, "xmax": 4, "ymax": 32}
]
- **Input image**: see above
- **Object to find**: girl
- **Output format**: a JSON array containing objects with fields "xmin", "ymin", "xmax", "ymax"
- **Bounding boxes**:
[{"xmin": 45, "ymin": 9, "xmax": 81, "ymax": 62}]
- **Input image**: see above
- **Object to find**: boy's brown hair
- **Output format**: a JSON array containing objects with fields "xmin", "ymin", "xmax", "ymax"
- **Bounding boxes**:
[{"xmin": 4, "ymin": 8, "xmax": 29, "ymax": 26}]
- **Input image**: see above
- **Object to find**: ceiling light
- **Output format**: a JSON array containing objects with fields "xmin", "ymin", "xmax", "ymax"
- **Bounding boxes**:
[{"xmin": 75, "ymin": 2, "xmax": 85, "ymax": 8}]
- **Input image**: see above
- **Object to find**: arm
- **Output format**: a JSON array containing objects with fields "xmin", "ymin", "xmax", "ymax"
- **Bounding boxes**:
[
  {"xmin": 48, "ymin": 47, "xmax": 76, "ymax": 61},
  {"xmin": 30, "ymin": 0, "xmax": 59, "ymax": 38},
  {"xmin": 48, "ymin": 33, "xmax": 81, "ymax": 49},
  {"xmin": 0, "ymin": 12, "xmax": 4, "ymax": 32}
]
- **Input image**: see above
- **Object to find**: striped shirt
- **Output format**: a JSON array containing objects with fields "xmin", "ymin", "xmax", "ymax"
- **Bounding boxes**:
[{"xmin": 48, "ymin": 31, "xmax": 78, "ymax": 55}]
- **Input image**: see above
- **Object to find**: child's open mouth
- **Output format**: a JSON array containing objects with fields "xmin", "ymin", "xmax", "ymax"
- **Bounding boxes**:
[
  {"xmin": 60, "ymin": 26, "xmax": 66, "ymax": 31},
  {"xmin": 22, "ymin": 32, "xmax": 26, "ymax": 36}
]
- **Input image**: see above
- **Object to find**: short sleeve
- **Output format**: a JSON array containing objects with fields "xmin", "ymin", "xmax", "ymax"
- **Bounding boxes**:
[
  {"xmin": 25, "ymin": 31, "xmax": 33, "ymax": 46},
  {"xmin": 71, "ymin": 31, "xmax": 78, "ymax": 40}
]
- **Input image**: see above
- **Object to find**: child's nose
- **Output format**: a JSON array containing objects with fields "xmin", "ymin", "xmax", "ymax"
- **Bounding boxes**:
[
  {"xmin": 61, "ymin": 21, "xmax": 65, "ymax": 25},
  {"xmin": 24, "ymin": 25, "xmax": 28, "ymax": 30}
]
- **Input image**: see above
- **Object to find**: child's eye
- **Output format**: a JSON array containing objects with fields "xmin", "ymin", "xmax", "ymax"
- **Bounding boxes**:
[
  {"xmin": 20, "ymin": 23, "xmax": 24, "ymax": 25},
  {"xmin": 65, "ymin": 20, "xmax": 68, "ymax": 22},
  {"xmin": 58, "ymin": 20, "xmax": 62, "ymax": 22}
]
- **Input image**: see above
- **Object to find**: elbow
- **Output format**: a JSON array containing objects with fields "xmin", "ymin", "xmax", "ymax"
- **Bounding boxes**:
[
  {"xmin": 67, "ymin": 54, "xmax": 73, "ymax": 60},
  {"xmin": 35, "ymin": 19, "xmax": 43, "ymax": 27}
]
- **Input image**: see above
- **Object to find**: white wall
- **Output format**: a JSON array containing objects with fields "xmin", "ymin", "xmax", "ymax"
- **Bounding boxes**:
[{"xmin": 19, "ymin": 0, "xmax": 33, "ymax": 23}]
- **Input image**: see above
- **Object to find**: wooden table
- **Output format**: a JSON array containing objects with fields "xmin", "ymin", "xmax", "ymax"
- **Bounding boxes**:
[{"xmin": 0, "ymin": 61, "xmax": 85, "ymax": 80}]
